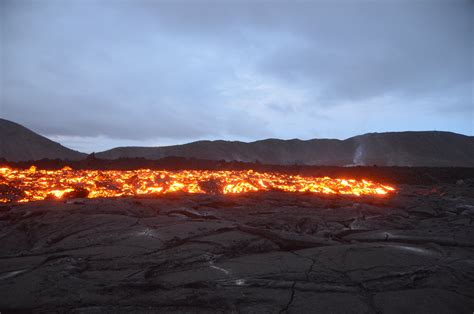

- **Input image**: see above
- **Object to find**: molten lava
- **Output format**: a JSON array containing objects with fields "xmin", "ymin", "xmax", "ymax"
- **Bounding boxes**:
[{"xmin": 0, "ymin": 166, "xmax": 395, "ymax": 203}]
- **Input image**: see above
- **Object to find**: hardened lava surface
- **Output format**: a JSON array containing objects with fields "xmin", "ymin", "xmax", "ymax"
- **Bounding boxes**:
[{"xmin": 0, "ymin": 173, "xmax": 473, "ymax": 313}]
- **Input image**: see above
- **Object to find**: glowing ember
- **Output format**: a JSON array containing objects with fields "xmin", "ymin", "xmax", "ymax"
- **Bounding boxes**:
[{"xmin": 0, "ymin": 166, "xmax": 395, "ymax": 203}]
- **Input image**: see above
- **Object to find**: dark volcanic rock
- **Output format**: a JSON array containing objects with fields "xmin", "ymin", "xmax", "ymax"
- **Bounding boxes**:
[{"xmin": 0, "ymin": 185, "xmax": 473, "ymax": 313}]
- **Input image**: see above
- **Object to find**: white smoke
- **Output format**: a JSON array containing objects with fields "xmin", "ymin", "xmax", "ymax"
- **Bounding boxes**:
[{"xmin": 353, "ymin": 144, "xmax": 365, "ymax": 165}]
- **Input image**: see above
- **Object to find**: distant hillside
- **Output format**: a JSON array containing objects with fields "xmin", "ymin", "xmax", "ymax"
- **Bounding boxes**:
[
  {"xmin": 1, "ymin": 118, "xmax": 472, "ymax": 166},
  {"xmin": 97, "ymin": 131, "xmax": 474, "ymax": 167},
  {"xmin": 0, "ymin": 118, "xmax": 86, "ymax": 161}
]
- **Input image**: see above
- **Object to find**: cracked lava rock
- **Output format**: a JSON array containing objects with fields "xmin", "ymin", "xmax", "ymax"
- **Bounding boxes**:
[{"xmin": 0, "ymin": 182, "xmax": 473, "ymax": 313}]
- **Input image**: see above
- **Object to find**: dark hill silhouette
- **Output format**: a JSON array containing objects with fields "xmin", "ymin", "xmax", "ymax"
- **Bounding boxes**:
[
  {"xmin": 0, "ymin": 118, "xmax": 86, "ymax": 161},
  {"xmin": 96, "ymin": 131, "xmax": 474, "ymax": 167},
  {"xmin": 1, "ymin": 118, "xmax": 473, "ymax": 166}
]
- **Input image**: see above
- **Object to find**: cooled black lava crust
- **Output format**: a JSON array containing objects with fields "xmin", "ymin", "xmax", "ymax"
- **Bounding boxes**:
[{"xmin": 0, "ymin": 169, "xmax": 473, "ymax": 313}]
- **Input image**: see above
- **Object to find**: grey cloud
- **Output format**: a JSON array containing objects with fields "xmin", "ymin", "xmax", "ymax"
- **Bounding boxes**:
[
  {"xmin": 258, "ymin": 1, "xmax": 472, "ymax": 102},
  {"xmin": 1, "ymin": 0, "xmax": 472, "ymax": 152}
]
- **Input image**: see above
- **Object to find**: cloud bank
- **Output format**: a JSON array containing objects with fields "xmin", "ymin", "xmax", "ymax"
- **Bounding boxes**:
[{"xmin": 1, "ymin": 0, "xmax": 472, "ymax": 152}]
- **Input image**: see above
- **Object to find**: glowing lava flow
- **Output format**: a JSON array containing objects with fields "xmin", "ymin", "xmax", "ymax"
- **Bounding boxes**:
[{"xmin": 0, "ymin": 166, "xmax": 395, "ymax": 203}]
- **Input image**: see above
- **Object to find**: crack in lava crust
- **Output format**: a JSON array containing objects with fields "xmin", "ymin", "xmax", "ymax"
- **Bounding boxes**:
[{"xmin": 0, "ymin": 166, "xmax": 395, "ymax": 203}]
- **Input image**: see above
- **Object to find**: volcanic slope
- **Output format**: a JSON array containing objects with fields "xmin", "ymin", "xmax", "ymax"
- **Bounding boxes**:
[
  {"xmin": 1, "ymin": 118, "xmax": 473, "ymax": 166},
  {"xmin": 97, "ymin": 131, "xmax": 474, "ymax": 167},
  {"xmin": 0, "ymin": 118, "xmax": 86, "ymax": 162}
]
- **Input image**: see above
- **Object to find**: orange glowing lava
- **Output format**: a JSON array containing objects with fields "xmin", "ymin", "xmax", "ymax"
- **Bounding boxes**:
[{"xmin": 0, "ymin": 166, "xmax": 395, "ymax": 203}]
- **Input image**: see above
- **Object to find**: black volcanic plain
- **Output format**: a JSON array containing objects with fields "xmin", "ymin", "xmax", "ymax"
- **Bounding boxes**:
[{"xmin": 1, "ymin": 177, "xmax": 474, "ymax": 312}]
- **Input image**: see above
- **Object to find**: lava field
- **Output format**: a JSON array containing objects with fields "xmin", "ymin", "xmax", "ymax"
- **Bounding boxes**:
[{"xmin": 0, "ymin": 166, "xmax": 473, "ymax": 313}]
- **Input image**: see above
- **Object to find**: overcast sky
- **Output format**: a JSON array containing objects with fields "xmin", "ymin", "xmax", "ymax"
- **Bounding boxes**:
[{"xmin": 1, "ymin": 0, "xmax": 472, "ymax": 153}]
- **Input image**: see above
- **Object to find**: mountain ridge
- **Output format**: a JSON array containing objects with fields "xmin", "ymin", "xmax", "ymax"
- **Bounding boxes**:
[
  {"xmin": 0, "ymin": 118, "xmax": 86, "ymax": 162},
  {"xmin": 1, "ymin": 118, "xmax": 473, "ymax": 166},
  {"xmin": 96, "ymin": 130, "xmax": 474, "ymax": 167}
]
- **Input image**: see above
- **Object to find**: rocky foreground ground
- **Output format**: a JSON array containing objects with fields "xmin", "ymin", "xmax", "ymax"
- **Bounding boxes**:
[{"xmin": 1, "ymin": 182, "xmax": 473, "ymax": 313}]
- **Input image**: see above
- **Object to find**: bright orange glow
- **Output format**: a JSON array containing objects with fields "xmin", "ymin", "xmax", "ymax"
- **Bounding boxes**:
[{"xmin": 0, "ymin": 166, "xmax": 395, "ymax": 203}]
